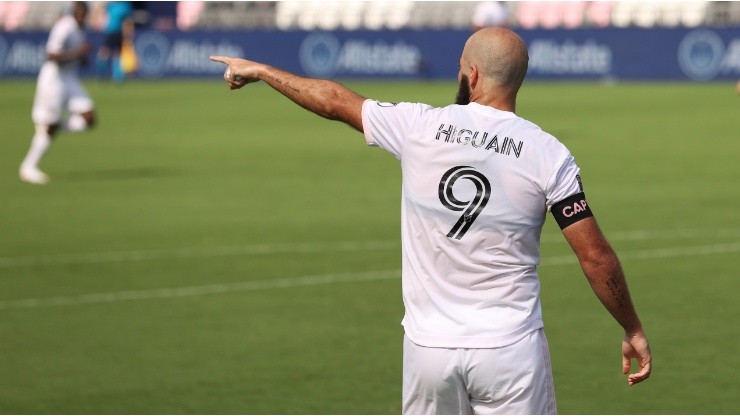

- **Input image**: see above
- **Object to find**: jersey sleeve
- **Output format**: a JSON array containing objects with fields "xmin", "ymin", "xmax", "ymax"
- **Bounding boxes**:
[
  {"xmin": 546, "ymin": 154, "xmax": 596, "ymax": 229},
  {"xmin": 46, "ymin": 18, "xmax": 72, "ymax": 54},
  {"xmin": 545, "ymin": 154, "xmax": 583, "ymax": 211},
  {"xmin": 361, "ymin": 100, "xmax": 426, "ymax": 160}
]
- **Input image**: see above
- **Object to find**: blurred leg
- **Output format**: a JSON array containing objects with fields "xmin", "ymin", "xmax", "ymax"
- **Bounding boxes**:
[{"xmin": 19, "ymin": 124, "xmax": 54, "ymax": 184}]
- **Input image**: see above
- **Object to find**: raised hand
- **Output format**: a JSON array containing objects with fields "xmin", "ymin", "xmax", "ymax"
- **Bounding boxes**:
[{"xmin": 209, "ymin": 55, "xmax": 263, "ymax": 90}]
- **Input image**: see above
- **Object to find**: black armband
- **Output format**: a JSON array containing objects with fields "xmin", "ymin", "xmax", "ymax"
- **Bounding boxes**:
[{"xmin": 551, "ymin": 192, "xmax": 593, "ymax": 230}]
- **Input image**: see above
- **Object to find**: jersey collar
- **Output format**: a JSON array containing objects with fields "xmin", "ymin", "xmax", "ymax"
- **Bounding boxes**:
[{"xmin": 467, "ymin": 102, "xmax": 518, "ymax": 119}]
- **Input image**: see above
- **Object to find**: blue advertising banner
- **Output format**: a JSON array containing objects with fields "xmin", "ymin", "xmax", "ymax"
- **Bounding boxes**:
[{"xmin": 1, "ymin": 27, "xmax": 738, "ymax": 81}]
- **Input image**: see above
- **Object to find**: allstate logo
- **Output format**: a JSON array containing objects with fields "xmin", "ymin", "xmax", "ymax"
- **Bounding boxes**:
[
  {"xmin": 678, "ymin": 29, "xmax": 725, "ymax": 81},
  {"xmin": 135, "ymin": 31, "xmax": 170, "ymax": 78},
  {"xmin": 299, "ymin": 33, "xmax": 341, "ymax": 77},
  {"xmin": 0, "ymin": 36, "xmax": 8, "ymax": 75}
]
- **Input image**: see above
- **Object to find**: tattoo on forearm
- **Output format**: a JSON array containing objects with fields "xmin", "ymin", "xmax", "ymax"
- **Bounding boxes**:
[
  {"xmin": 266, "ymin": 74, "xmax": 301, "ymax": 94},
  {"xmin": 283, "ymin": 81, "xmax": 301, "ymax": 94},
  {"xmin": 605, "ymin": 276, "xmax": 629, "ymax": 308}
]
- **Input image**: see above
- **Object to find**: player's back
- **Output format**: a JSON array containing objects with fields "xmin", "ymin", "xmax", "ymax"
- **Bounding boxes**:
[
  {"xmin": 363, "ymin": 100, "xmax": 581, "ymax": 347},
  {"xmin": 397, "ymin": 102, "xmax": 573, "ymax": 267}
]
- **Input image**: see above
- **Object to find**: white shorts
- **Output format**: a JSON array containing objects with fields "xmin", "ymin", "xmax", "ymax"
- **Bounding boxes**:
[
  {"xmin": 32, "ymin": 62, "xmax": 94, "ymax": 126},
  {"xmin": 402, "ymin": 329, "xmax": 557, "ymax": 415}
]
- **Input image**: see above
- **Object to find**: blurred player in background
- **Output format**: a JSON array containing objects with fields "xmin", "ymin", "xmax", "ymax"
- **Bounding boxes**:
[
  {"xmin": 94, "ymin": 1, "xmax": 132, "ymax": 83},
  {"xmin": 471, "ymin": 1, "xmax": 509, "ymax": 31},
  {"xmin": 20, "ymin": 1, "xmax": 96, "ymax": 185},
  {"xmin": 210, "ymin": 27, "xmax": 652, "ymax": 414}
]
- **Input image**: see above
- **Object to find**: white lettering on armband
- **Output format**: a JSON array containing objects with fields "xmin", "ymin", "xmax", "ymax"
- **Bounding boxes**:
[{"xmin": 552, "ymin": 192, "xmax": 593, "ymax": 229}]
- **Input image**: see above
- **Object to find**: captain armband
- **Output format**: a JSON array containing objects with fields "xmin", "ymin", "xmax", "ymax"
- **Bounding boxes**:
[{"xmin": 551, "ymin": 192, "xmax": 593, "ymax": 230}]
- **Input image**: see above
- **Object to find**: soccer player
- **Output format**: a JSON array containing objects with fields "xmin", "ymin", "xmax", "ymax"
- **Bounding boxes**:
[
  {"xmin": 210, "ymin": 27, "xmax": 652, "ymax": 414},
  {"xmin": 94, "ymin": 1, "xmax": 133, "ymax": 83},
  {"xmin": 20, "ymin": 2, "xmax": 96, "ymax": 185}
]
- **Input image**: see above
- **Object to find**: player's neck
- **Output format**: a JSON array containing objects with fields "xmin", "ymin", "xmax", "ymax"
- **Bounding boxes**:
[
  {"xmin": 472, "ymin": 97, "xmax": 516, "ymax": 114},
  {"xmin": 470, "ymin": 88, "xmax": 517, "ymax": 113}
]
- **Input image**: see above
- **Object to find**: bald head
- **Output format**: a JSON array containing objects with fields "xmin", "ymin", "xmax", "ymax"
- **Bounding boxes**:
[{"xmin": 460, "ymin": 27, "xmax": 529, "ymax": 99}]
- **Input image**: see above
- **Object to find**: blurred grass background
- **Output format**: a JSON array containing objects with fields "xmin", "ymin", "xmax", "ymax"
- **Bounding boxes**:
[{"xmin": 1, "ymin": 80, "xmax": 738, "ymax": 413}]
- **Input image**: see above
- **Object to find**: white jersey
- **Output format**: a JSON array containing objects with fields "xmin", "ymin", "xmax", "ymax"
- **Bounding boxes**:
[
  {"xmin": 32, "ymin": 14, "xmax": 92, "ymax": 126},
  {"xmin": 45, "ymin": 14, "xmax": 86, "ymax": 74},
  {"xmin": 362, "ymin": 100, "xmax": 582, "ymax": 348}
]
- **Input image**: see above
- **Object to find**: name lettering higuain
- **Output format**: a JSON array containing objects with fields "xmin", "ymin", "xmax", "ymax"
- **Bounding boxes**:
[{"xmin": 435, "ymin": 124, "xmax": 524, "ymax": 158}]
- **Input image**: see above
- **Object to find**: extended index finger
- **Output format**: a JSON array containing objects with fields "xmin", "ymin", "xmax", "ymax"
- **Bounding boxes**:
[{"xmin": 209, "ymin": 55, "xmax": 232, "ymax": 65}]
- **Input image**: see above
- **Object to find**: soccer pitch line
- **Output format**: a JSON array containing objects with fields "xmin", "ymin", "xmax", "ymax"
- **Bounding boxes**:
[
  {"xmin": 0, "ymin": 269, "xmax": 402, "ymax": 310},
  {"xmin": 542, "ymin": 242, "xmax": 740, "ymax": 265},
  {"xmin": 0, "ymin": 227, "xmax": 739, "ymax": 269},
  {"xmin": 539, "ymin": 226, "xmax": 740, "ymax": 243},
  {"xmin": 0, "ymin": 242, "xmax": 739, "ymax": 311},
  {"xmin": 0, "ymin": 240, "xmax": 399, "ymax": 268}
]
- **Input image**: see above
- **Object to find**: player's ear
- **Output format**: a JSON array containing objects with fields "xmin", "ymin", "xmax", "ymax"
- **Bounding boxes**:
[{"xmin": 469, "ymin": 65, "xmax": 480, "ymax": 90}]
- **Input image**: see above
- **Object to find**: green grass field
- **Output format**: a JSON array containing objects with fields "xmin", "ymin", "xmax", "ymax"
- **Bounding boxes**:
[{"xmin": 1, "ymin": 79, "xmax": 738, "ymax": 414}]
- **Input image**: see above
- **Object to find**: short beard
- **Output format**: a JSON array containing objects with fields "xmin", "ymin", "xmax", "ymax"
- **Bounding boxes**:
[{"xmin": 454, "ymin": 74, "xmax": 471, "ymax": 105}]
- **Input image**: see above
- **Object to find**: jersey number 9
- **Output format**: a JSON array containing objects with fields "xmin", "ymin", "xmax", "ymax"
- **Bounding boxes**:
[{"xmin": 438, "ymin": 166, "xmax": 491, "ymax": 239}]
